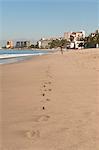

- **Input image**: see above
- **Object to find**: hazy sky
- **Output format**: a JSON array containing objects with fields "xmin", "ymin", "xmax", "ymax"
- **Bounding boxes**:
[{"xmin": 0, "ymin": 0, "xmax": 99, "ymax": 43}]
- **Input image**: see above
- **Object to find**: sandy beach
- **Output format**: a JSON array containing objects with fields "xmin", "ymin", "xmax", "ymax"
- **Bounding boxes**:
[{"xmin": 0, "ymin": 48, "xmax": 99, "ymax": 150}]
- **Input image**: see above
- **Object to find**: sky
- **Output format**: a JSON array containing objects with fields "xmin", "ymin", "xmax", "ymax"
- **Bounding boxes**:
[{"xmin": 0, "ymin": 0, "xmax": 99, "ymax": 45}]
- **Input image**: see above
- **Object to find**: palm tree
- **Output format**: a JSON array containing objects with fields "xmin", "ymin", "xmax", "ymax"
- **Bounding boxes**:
[
  {"xmin": 48, "ymin": 39, "xmax": 68, "ymax": 49},
  {"xmin": 84, "ymin": 31, "xmax": 99, "ymax": 48}
]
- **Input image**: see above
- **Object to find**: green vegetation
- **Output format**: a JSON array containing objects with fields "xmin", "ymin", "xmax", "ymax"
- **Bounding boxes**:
[
  {"xmin": 48, "ymin": 39, "xmax": 69, "ymax": 49},
  {"xmin": 29, "ymin": 42, "xmax": 39, "ymax": 49},
  {"xmin": 84, "ymin": 31, "xmax": 99, "ymax": 48},
  {"xmin": 48, "ymin": 31, "xmax": 99, "ymax": 49}
]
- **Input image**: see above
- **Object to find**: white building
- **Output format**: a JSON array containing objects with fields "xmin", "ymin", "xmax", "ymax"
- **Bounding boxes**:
[
  {"xmin": 64, "ymin": 30, "xmax": 85, "ymax": 41},
  {"xmin": 38, "ymin": 37, "xmax": 61, "ymax": 49},
  {"xmin": 64, "ymin": 30, "xmax": 85, "ymax": 49},
  {"xmin": 38, "ymin": 38, "xmax": 51, "ymax": 49},
  {"xmin": 16, "ymin": 41, "xmax": 31, "ymax": 48},
  {"xmin": 64, "ymin": 32, "xmax": 71, "ymax": 40},
  {"xmin": 38, "ymin": 40, "xmax": 42, "ymax": 48},
  {"xmin": 6, "ymin": 41, "xmax": 13, "ymax": 49}
]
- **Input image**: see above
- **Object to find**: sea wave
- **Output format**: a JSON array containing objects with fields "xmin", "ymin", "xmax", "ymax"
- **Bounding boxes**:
[
  {"xmin": 0, "ymin": 53, "xmax": 44, "ymax": 59},
  {"xmin": 0, "ymin": 49, "xmax": 51, "ymax": 64}
]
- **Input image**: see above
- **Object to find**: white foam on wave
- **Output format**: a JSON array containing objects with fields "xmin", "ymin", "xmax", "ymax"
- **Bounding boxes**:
[
  {"xmin": 0, "ymin": 53, "xmax": 43, "ymax": 59},
  {"xmin": 0, "ymin": 52, "xmax": 47, "ymax": 64}
]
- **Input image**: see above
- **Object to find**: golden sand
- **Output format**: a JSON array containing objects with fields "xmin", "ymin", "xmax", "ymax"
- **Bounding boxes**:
[{"xmin": 0, "ymin": 48, "xmax": 99, "ymax": 150}]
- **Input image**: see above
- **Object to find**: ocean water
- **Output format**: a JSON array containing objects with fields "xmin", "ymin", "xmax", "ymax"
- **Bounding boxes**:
[{"xmin": 0, "ymin": 49, "xmax": 52, "ymax": 64}]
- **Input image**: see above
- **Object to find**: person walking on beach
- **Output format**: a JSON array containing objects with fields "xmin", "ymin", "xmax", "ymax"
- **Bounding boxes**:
[{"xmin": 60, "ymin": 46, "xmax": 63, "ymax": 54}]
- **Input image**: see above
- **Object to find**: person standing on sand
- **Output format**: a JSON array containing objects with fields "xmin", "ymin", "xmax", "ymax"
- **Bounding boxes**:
[{"xmin": 60, "ymin": 46, "xmax": 63, "ymax": 54}]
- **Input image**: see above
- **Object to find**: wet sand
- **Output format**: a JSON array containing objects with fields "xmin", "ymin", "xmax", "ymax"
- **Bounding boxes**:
[{"xmin": 0, "ymin": 48, "xmax": 99, "ymax": 150}]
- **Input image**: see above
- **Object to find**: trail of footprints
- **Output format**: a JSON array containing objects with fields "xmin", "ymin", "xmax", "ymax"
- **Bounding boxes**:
[
  {"xmin": 42, "ymin": 81, "xmax": 52, "ymax": 102},
  {"xmin": 41, "ymin": 66, "xmax": 53, "ymax": 109},
  {"xmin": 26, "ymin": 66, "xmax": 53, "ymax": 140}
]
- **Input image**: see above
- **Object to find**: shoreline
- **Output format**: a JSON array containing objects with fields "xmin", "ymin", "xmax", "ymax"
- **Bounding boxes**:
[
  {"xmin": 0, "ymin": 49, "xmax": 55, "ymax": 65},
  {"xmin": 0, "ymin": 48, "xmax": 98, "ymax": 65},
  {"xmin": 0, "ymin": 48, "xmax": 99, "ymax": 150}
]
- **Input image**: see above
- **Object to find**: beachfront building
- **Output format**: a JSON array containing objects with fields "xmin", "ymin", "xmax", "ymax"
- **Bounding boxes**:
[
  {"xmin": 15, "ymin": 41, "xmax": 31, "ymax": 48},
  {"xmin": 38, "ymin": 37, "xmax": 63, "ymax": 49},
  {"xmin": 95, "ymin": 29, "xmax": 99, "ymax": 34},
  {"xmin": 64, "ymin": 32, "xmax": 71, "ymax": 41},
  {"xmin": 64, "ymin": 30, "xmax": 85, "ymax": 41},
  {"xmin": 38, "ymin": 38, "xmax": 52, "ymax": 49},
  {"xmin": 64, "ymin": 30, "xmax": 85, "ymax": 49},
  {"xmin": 91, "ymin": 29, "xmax": 99, "ymax": 37},
  {"xmin": 91, "ymin": 33, "xmax": 96, "ymax": 37},
  {"xmin": 72, "ymin": 31, "xmax": 85, "ymax": 41},
  {"xmin": 6, "ymin": 41, "xmax": 13, "ymax": 49}
]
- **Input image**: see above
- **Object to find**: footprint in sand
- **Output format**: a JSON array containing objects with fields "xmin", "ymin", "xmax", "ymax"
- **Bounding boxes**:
[
  {"xmin": 26, "ymin": 130, "xmax": 40, "ymax": 139},
  {"xmin": 40, "ymin": 115, "xmax": 50, "ymax": 121},
  {"xmin": 43, "ymin": 84, "xmax": 46, "ymax": 88},
  {"xmin": 44, "ymin": 89, "xmax": 47, "ymax": 91},
  {"xmin": 42, "ymin": 93, "xmax": 45, "ymax": 96},
  {"xmin": 43, "ymin": 88, "xmax": 52, "ymax": 92},
  {"xmin": 48, "ymin": 74, "xmax": 53, "ymax": 79},
  {"xmin": 46, "ymin": 98, "xmax": 50, "ymax": 101},
  {"xmin": 48, "ymin": 88, "xmax": 52, "ymax": 91},
  {"xmin": 44, "ymin": 81, "xmax": 52, "ymax": 85},
  {"xmin": 48, "ymin": 81, "xmax": 51, "ymax": 84},
  {"xmin": 32, "ymin": 115, "xmax": 50, "ymax": 122},
  {"xmin": 42, "ymin": 81, "xmax": 52, "ymax": 93},
  {"xmin": 42, "ymin": 106, "xmax": 45, "ymax": 110}
]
